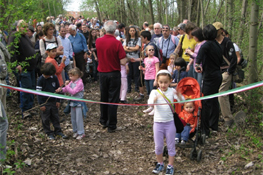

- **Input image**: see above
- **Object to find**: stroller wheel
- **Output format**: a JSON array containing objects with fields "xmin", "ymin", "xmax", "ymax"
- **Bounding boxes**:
[
  {"xmin": 197, "ymin": 150, "xmax": 202, "ymax": 162},
  {"xmin": 201, "ymin": 134, "xmax": 206, "ymax": 145},
  {"xmin": 190, "ymin": 148, "xmax": 196, "ymax": 160},
  {"xmin": 163, "ymin": 146, "xmax": 168, "ymax": 157}
]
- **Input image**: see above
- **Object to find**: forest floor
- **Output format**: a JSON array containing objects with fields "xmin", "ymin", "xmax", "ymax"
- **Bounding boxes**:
[{"xmin": 1, "ymin": 81, "xmax": 263, "ymax": 175}]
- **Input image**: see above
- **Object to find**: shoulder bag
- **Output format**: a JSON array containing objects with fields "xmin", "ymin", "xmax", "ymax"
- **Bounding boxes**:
[
  {"xmin": 157, "ymin": 89, "xmax": 186, "ymax": 133},
  {"xmin": 222, "ymin": 55, "xmax": 244, "ymax": 83}
]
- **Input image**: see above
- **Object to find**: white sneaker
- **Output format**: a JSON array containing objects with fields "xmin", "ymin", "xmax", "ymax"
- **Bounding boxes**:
[
  {"xmin": 76, "ymin": 134, "xmax": 85, "ymax": 140},
  {"xmin": 143, "ymin": 107, "xmax": 153, "ymax": 113},
  {"xmin": 181, "ymin": 140, "xmax": 186, "ymax": 145},
  {"xmin": 73, "ymin": 133, "xmax": 78, "ymax": 138},
  {"xmin": 175, "ymin": 138, "xmax": 179, "ymax": 145}
]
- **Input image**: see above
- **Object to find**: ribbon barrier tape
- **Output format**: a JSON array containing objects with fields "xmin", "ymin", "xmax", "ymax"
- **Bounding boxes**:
[{"xmin": 0, "ymin": 81, "xmax": 263, "ymax": 106}]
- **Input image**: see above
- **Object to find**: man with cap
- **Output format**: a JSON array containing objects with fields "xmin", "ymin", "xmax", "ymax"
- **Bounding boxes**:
[
  {"xmin": 213, "ymin": 22, "xmax": 237, "ymax": 128},
  {"xmin": 8, "ymin": 19, "xmax": 36, "ymax": 118}
]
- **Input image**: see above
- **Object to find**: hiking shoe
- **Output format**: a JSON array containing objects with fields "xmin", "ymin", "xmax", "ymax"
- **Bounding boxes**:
[
  {"xmin": 134, "ymin": 95, "xmax": 144, "ymax": 101},
  {"xmin": 108, "ymin": 127, "xmax": 122, "ymax": 133},
  {"xmin": 22, "ymin": 112, "xmax": 32, "ymax": 119},
  {"xmin": 165, "ymin": 165, "xmax": 174, "ymax": 175},
  {"xmin": 48, "ymin": 134, "xmax": 55, "ymax": 140},
  {"xmin": 143, "ymin": 107, "xmax": 153, "ymax": 113},
  {"xmin": 76, "ymin": 134, "xmax": 85, "ymax": 140},
  {"xmin": 152, "ymin": 163, "xmax": 164, "ymax": 174},
  {"xmin": 120, "ymin": 100, "xmax": 128, "ymax": 104},
  {"xmin": 73, "ymin": 133, "xmax": 78, "ymax": 138},
  {"xmin": 224, "ymin": 119, "xmax": 234, "ymax": 128},
  {"xmin": 175, "ymin": 138, "xmax": 179, "ymax": 145},
  {"xmin": 56, "ymin": 132, "xmax": 68, "ymax": 139}
]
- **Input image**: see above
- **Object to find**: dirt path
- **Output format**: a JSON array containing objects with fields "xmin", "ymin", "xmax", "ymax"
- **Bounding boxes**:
[{"xmin": 4, "ymin": 83, "xmax": 263, "ymax": 175}]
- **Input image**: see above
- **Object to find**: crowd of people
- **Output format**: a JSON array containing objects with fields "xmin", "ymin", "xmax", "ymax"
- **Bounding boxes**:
[{"xmin": 0, "ymin": 14, "xmax": 244, "ymax": 174}]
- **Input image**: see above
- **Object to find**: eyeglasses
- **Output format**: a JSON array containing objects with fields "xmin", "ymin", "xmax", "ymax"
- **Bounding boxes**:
[
  {"xmin": 154, "ymin": 28, "xmax": 160, "ymax": 30},
  {"xmin": 162, "ymin": 27, "xmax": 169, "ymax": 30},
  {"xmin": 178, "ymin": 29, "xmax": 181, "ymax": 31},
  {"xmin": 148, "ymin": 49, "xmax": 154, "ymax": 51}
]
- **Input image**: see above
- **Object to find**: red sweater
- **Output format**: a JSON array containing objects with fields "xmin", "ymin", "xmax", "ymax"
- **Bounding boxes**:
[{"xmin": 45, "ymin": 57, "xmax": 65, "ymax": 86}]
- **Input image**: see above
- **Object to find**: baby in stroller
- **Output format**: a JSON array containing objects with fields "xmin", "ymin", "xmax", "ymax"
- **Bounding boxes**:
[{"xmin": 175, "ymin": 100, "xmax": 197, "ymax": 144}]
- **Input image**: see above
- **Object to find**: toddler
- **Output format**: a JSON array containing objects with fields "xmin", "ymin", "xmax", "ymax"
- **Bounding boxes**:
[
  {"xmin": 56, "ymin": 68, "xmax": 86, "ymax": 140},
  {"xmin": 175, "ymin": 101, "xmax": 197, "ymax": 144}
]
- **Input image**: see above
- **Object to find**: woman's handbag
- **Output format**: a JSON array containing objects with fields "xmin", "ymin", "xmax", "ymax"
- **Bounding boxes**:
[
  {"xmin": 178, "ymin": 35, "xmax": 185, "ymax": 57},
  {"xmin": 157, "ymin": 89, "xmax": 186, "ymax": 133}
]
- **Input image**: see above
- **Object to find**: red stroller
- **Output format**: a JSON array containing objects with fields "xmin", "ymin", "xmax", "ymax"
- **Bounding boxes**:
[{"xmin": 163, "ymin": 77, "xmax": 205, "ymax": 162}]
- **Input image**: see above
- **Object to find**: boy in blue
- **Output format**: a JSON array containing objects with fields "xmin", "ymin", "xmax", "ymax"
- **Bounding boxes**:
[
  {"xmin": 170, "ymin": 57, "xmax": 188, "ymax": 87},
  {"xmin": 36, "ymin": 63, "xmax": 68, "ymax": 140}
]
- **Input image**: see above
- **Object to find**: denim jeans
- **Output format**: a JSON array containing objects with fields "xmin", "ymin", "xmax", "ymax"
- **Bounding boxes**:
[
  {"xmin": 19, "ymin": 70, "xmax": 35, "ymax": 113},
  {"xmin": 0, "ymin": 101, "xmax": 8, "ymax": 161},
  {"xmin": 193, "ymin": 70, "xmax": 203, "ymax": 89},
  {"xmin": 145, "ymin": 79, "xmax": 154, "ymax": 95},
  {"xmin": 92, "ymin": 54, "xmax": 98, "ymax": 81},
  {"xmin": 176, "ymin": 125, "xmax": 192, "ymax": 141}
]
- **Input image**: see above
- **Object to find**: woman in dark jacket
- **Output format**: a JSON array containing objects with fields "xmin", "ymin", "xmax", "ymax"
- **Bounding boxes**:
[{"xmin": 195, "ymin": 24, "xmax": 223, "ymax": 137}]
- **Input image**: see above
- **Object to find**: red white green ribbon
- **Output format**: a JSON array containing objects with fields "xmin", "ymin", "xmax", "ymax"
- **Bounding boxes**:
[{"xmin": 0, "ymin": 81, "xmax": 263, "ymax": 106}]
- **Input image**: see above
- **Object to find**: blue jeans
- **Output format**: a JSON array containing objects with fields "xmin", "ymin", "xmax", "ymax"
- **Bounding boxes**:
[
  {"xmin": 0, "ymin": 101, "xmax": 8, "ymax": 161},
  {"xmin": 145, "ymin": 79, "xmax": 154, "ymax": 95},
  {"xmin": 176, "ymin": 125, "xmax": 192, "ymax": 141},
  {"xmin": 193, "ymin": 70, "xmax": 203, "ymax": 89},
  {"xmin": 19, "ymin": 70, "xmax": 35, "ymax": 113}
]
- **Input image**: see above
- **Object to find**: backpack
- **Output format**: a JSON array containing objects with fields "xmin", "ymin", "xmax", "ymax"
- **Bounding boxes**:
[{"xmin": 238, "ymin": 52, "xmax": 247, "ymax": 69}]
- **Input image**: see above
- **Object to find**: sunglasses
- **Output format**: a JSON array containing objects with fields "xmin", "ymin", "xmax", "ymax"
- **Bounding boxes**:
[{"xmin": 148, "ymin": 49, "xmax": 154, "ymax": 51}]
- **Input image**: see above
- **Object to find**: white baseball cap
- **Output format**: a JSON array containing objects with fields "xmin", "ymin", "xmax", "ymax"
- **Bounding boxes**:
[{"xmin": 46, "ymin": 43, "xmax": 57, "ymax": 50}]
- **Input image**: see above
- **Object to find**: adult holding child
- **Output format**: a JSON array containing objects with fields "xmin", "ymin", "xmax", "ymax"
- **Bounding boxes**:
[{"xmin": 96, "ymin": 20, "xmax": 127, "ymax": 133}]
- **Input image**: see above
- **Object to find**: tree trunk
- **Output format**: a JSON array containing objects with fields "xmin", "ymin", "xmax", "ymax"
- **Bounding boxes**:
[
  {"xmin": 148, "ymin": 0, "xmax": 154, "ymax": 24},
  {"xmin": 166, "ymin": 0, "xmax": 168, "ymax": 24},
  {"xmin": 157, "ymin": 0, "xmax": 162, "ymax": 23},
  {"xmin": 237, "ymin": 0, "xmax": 248, "ymax": 45},
  {"xmin": 200, "ymin": 0, "xmax": 204, "ymax": 28},
  {"xmin": 204, "ymin": 0, "xmax": 210, "ymax": 16},
  {"xmin": 196, "ymin": 0, "xmax": 200, "ymax": 26},
  {"xmin": 94, "ymin": 0, "xmax": 101, "ymax": 23},
  {"xmin": 248, "ymin": 0, "xmax": 259, "ymax": 84},
  {"xmin": 257, "ymin": 12, "xmax": 263, "ymax": 35},
  {"xmin": 188, "ymin": 0, "xmax": 192, "ymax": 21},
  {"xmin": 227, "ymin": 0, "xmax": 233, "ymax": 35},
  {"xmin": 224, "ymin": 0, "xmax": 227, "ymax": 28},
  {"xmin": 214, "ymin": 0, "xmax": 224, "ymax": 22}
]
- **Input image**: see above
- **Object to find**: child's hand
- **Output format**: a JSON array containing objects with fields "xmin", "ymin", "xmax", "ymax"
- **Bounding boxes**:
[
  {"xmin": 55, "ymin": 87, "xmax": 62, "ymax": 93},
  {"xmin": 62, "ymin": 56, "xmax": 66, "ymax": 63},
  {"xmin": 65, "ymin": 80, "xmax": 70, "ymax": 86},
  {"xmin": 138, "ymin": 66, "xmax": 143, "ymax": 70},
  {"xmin": 175, "ymin": 89, "xmax": 183, "ymax": 101},
  {"xmin": 56, "ymin": 102, "xmax": 60, "ymax": 108},
  {"xmin": 190, "ymin": 124, "xmax": 194, "ymax": 128},
  {"xmin": 40, "ymin": 106, "xmax": 46, "ymax": 111}
]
